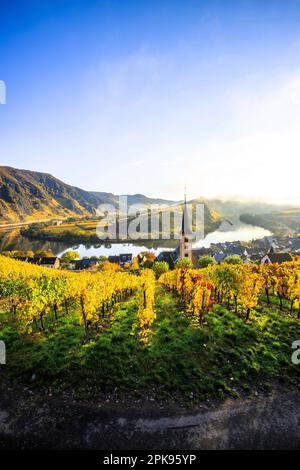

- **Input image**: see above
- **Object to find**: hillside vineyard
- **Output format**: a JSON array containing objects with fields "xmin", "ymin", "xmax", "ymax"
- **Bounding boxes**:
[{"xmin": 1, "ymin": 256, "xmax": 300, "ymax": 340}]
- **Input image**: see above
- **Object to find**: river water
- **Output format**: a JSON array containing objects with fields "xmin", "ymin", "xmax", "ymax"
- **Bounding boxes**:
[
  {"xmin": 0, "ymin": 219, "xmax": 271, "ymax": 257},
  {"xmin": 0, "ymin": 220, "xmax": 271, "ymax": 258},
  {"xmin": 59, "ymin": 221, "xmax": 271, "ymax": 257}
]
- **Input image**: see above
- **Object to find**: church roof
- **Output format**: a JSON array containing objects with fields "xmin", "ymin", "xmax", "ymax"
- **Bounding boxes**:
[
  {"xmin": 181, "ymin": 199, "xmax": 193, "ymax": 236},
  {"xmin": 266, "ymin": 253, "xmax": 293, "ymax": 263}
]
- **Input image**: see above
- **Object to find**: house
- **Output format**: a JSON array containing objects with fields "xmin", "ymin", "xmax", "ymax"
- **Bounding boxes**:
[
  {"xmin": 119, "ymin": 253, "xmax": 132, "ymax": 267},
  {"xmin": 248, "ymin": 254, "xmax": 263, "ymax": 264},
  {"xmin": 213, "ymin": 252, "xmax": 226, "ymax": 263},
  {"xmin": 156, "ymin": 249, "xmax": 179, "ymax": 270},
  {"xmin": 39, "ymin": 257, "xmax": 61, "ymax": 269},
  {"xmin": 261, "ymin": 253, "xmax": 293, "ymax": 265},
  {"xmin": 191, "ymin": 248, "xmax": 215, "ymax": 266},
  {"xmin": 233, "ymin": 247, "xmax": 248, "ymax": 257},
  {"xmin": 136, "ymin": 253, "xmax": 145, "ymax": 265},
  {"xmin": 68, "ymin": 261, "xmax": 77, "ymax": 270},
  {"xmin": 75, "ymin": 258, "xmax": 99, "ymax": 270},
  {"xmin": 193, "ymin": 247, "xmax": 214, "ymax": 257},
  {"xmin": 107, "ymin": 254, "xmax": 132, "ymax": 268},
  {"xmin": 14, "ymin": 256, "xmax": 61, "ymax": 268}
]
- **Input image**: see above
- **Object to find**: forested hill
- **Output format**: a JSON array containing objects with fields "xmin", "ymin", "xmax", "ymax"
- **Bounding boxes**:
[{"xmin": 0, "ymin": 167, "xmax": 221, "ymax": 232}]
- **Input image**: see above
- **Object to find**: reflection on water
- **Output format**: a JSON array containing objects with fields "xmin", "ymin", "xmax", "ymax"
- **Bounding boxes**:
[
  {"xmin": 0, "ymin": 222, "xmax": 272, "ymax": 257},
  {"xmin": 194, "ymin": 221, "xmax": 271, "ymax": 248},
  {"xmin": 0, "ymin": 229, "xmax": 71, "ymax": 254},
  {"xmin": 0, "ymin": 229, "xmax": 176, "ymax": 257},
  {"xmin": 60, "ymin": 243, "xmax": 173, "ymax": 258}
]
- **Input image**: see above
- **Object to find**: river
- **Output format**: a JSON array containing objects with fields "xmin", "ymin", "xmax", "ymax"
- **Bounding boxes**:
[{"xmin": 0, "ymin": 221, "xmax": 271, "ymax": 258}]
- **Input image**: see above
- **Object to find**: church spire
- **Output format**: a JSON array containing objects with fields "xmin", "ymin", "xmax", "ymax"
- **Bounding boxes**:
[
  {"xmin": 179, "ymin": 188, "xmax": 193, "ymax": 262},
  {"xmin": 181, "ymin": 188, "xmax": 191, "ymax": 236}
]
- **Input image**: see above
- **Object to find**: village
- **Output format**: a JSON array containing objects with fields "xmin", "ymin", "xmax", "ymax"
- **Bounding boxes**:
[
  {"xmin": 6, "ymin": 232, "xmax": 300, "ymax": 271},
  {"xmin": 4, "ymin": 197, "xmax": 300, "ymax": 271}
]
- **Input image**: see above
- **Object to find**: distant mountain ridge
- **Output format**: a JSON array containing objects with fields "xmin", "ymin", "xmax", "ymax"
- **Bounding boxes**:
[{"xmin": 90, "ymin": 191, "xmax": 178, "ymax": 208}]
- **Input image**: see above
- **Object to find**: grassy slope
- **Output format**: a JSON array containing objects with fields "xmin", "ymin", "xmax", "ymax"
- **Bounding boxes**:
[{"xmin": 0, "ymin": 288, "xmax": 299, "ymax": 402}]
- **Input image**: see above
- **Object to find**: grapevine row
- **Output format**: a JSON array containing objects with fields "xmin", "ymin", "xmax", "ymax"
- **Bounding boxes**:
[
  {"xmin": 0, "ymin": 255, "xmax": 139, "ymax": 334},
  {"xmin": 160, "ymin": 261, "xmax": 300, "ymax": 321}
]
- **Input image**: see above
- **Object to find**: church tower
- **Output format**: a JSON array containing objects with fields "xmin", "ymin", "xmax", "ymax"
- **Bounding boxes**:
[{"xmin": 179, "ymin": 194, "xmax": 193, "ymax": 262}]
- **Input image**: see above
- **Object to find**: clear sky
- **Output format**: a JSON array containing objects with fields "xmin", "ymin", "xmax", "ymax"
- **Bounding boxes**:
[{"xmin": 1, "ymin": 0, "xmax": 300, "ymax": 203}]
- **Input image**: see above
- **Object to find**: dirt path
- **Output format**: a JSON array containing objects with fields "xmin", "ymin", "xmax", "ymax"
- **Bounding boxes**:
[{"xmin": 0, "ymin": 381, "xmax": 299, "ymax": 449}]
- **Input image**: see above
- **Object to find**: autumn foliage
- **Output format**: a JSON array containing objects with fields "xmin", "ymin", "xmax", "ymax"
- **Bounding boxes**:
[
  {"xmin": 160, "ymin": 261, "xmax": 300, "ymax": 321},
  {"xmin": 0, "ymin": 255, "xmax": 139, "ymax": 334}
]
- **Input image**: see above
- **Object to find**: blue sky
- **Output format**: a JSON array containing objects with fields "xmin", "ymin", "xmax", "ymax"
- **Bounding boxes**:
[{"xmin": 1, "ymin": 0, "xmax": 300, "ymax": 202}]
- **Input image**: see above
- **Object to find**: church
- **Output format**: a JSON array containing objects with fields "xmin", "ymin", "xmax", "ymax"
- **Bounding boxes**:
[
  {"xmin": 156, "ymin": 196, "xmax": 193, "ymax": 268},
  {"xmin": 179, "ymin": 195, "xmax": 193, "ymax": 262}
]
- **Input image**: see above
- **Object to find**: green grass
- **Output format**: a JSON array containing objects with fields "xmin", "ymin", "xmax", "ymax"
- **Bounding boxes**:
[
  {"xmin": 260, "ymin": 293, "xmax": 296, "ymax": 311},
  {"xmin": 0, "ymin": 289, "xmax": 299, "ymax": 401}
]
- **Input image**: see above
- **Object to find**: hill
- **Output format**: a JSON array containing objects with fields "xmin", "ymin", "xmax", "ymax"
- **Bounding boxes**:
[
  {"xmin": 0, "ymin": 166, "xmax": 102, "ymax": 223},
  {"xmin": 0, "ymin": 167, "xmax": 221, "ymax": 237},
  {"xmin": 240, "ymin": 208, "xmax": 300, "ymax": 236},
  {"xmin": 5, "ymin": 166, "xmax": 299, "ymax": 238},
  {"xmin": 0, "ymin": 167, "xmax": 177, "ymax": 224},
  {"xmin": 91, "ymin": 191, "xmax": 178, "ymax": 209}
]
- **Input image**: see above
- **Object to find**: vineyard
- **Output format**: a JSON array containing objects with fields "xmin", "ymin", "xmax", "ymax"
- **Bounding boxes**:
[
  {"xmin": 0, "ymin": 255, "xmax": 299, "ymax": 400},
  {"xmin": 0, "ymin": 255, "xmax": 156, "ymax": 341},
  {"xmin": 160, "ymin": 261, "xmax": 300, "ymax": 322}
]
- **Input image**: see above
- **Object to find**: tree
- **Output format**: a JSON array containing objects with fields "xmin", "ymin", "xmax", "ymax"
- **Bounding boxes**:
[
  {"xmin": 101, "ymin": 261, "xmax": 121, "ymax": 272},
  {"xmin": 97, "ymin": 256, "xmax": 108, "ymax": 270},
  {"xmin": 33, "ymin": 250, "xmax": 55, "ymax": 259},
  {"xmin": 198, "ymin": 255, "xmax": 216, "ymax": 269},
  {"xmin": 141, "ymin": 251, "xmax": 156, "ymax": 268},
  {"xmin": 135, "ymin": 269, "xmax": 156, "ymax": 344},
  {"xmin": 223, "ymin": 255, "xmax": 243, "ymax": 265},
  {"xmin": 61, "ymin": 251, "xmax": 80, "ymax": 263},
  {"xmin": 175, "ymin": 258, "xmax": 194, "ymax": 269},
  {"xmin": 159, "ymin": 268, "xmax": 214, "ymax": 323},
  {"xmin": 131, "ymin": 256, "xmax": 140, "ymax": 271},
  {"xmin": 2, "ymin": 250, "xmax": 34, "ymax": 258},
  {"xmin": 238, "ymin": 266, "xmax": 264, "ymax": 320},
  {"xmin": 25, "ymin": 250, "xmax": 34, "ymax": 258},
  {"xmin": 152, "ymin": 261, "xmax": 169, "ymax": 279}
]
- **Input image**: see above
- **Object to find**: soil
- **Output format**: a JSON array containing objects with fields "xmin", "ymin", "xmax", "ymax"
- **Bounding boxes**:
[{"xmin": 0, "ymin": 375, "xmax": 299, "ymax": 450}]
